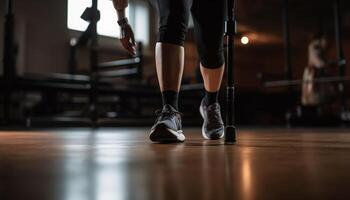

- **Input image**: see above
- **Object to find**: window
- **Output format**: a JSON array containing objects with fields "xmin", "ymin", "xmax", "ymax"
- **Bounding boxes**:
[
  {"xmin": 133, "ymin": 2, "xmax": 149, "ymax": 46},
  {"xmin": 67, "ymin": 0, "xmax": 149, "ymax": 45}
]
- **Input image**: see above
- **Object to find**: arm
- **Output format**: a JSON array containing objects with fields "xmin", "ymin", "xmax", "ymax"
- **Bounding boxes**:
[
  {"xmin": 112, "ymin": 0, "xmax": 128, "ymax": 19},
  {"xmin": 112, "ymin": 0, "xmax": 136, "ymax": 56},
  {"xmin": 308, "ymin": 41, "xmax": 326, "ymax": 68}
]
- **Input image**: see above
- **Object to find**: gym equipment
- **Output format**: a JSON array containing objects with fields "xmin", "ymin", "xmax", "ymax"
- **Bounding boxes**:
[
  {"xmin": 73, "ymin": 0, "xmax": 145, "ymax": 125},
  {"xmin": 0, "ymin": 0, "xmax": 145, "ymax": 126},
  {"xmin": 333, "ymin": 0, "xmax": 348, "ymax": 119},
  {"xmin": 282, "ymin": 0, "xmax": 293, "ymax": 125},
  {"xmin": 224, "ymin": 0, "xmax": 237, "ymax": 144},
  {"xmin": 264, "ymin": 75, "xmax": 350, "ymax": 87},
  {"xmin": 262, "ymin": 61, "xmax": 347, "ymax": 88},
  {"xmin": 260, "ymin": 0, "xmax": 347, "ymax": 87},
  {"xmin": 1, "ymin": 0, "xmax": 209, "ymax": 127},
  {"xmin": 258, "ymin": 0, "xmax": 348, "ymax": 125}
]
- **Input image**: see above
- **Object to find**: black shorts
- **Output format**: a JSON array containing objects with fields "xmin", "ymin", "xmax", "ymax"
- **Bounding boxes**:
[{"xmin": 150, "ymin": 0, "xmax": 226, "ymax": 68}]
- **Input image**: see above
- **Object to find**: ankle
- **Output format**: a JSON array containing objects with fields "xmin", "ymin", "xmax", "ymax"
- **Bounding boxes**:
[
  {"xmin": 203, "ymin": 90, "xmax": 219, "ymax": 106},
  {"xmin": 161, "ymin": 90, "xmax": 179, "ymax": 110}
]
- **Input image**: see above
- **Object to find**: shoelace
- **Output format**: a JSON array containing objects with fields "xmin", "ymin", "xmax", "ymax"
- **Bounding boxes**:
[
  {"xmin": 206, "ymin": 105, "xmax": 223, "ymax": 124},
  {"xmin": 155, "ymin": 109, "xmax": 183, "ymax": 117}
]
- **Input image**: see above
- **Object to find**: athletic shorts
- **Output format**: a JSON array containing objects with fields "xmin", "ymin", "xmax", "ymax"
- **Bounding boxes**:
[{"xmin": 149, "ymin": 0, "xmax": 226, "ymax": 68}]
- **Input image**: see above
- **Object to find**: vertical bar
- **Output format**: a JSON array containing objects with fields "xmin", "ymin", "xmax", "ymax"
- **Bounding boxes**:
[
  {"xmin": 5, "ymin": 0, "xmax": 12, "ymax": 15},
  {"xmin": 334, "ymin": 0, "xmax": 347, "ymax": 114},
  {"xmin": 89, "ymin": 0, "xmax": 99, "ymax": 126},
  {"xmin": 68, "ymin": 40, "xmax": 77, "ymax": 75},
  {"xmin": 282, "ymin": 0, "xmax": 292, "ymax": 81},
  {"xmin": 2, "ymin": 0, "xmax": 15, "ymax": 124},
  {"xmin": 282, "ymin": 0, "xmax": 293, "ymax": 126},
  {"xmin": 137, "ymin": 42, "xmax": 143, "ymax": 80},
  {"xmin": 3, "ymin": 0, "xmax": 15, "ymax": 78},
  {"xmin": 225, "ymin": 0, "xmax": 236, "ymax": 144}
]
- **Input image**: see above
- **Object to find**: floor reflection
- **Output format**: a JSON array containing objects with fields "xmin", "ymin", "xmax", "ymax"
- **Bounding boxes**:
[
  {"xmin": 60, "ymin": 130, "xmax": 253, "ymax": 200},
  {"xmin": 241, "ymin": 148, "xmax": 252, "ymax": 200},
  {"xmin": 62, "ymin": 130, "xmax": 129, "ymax": 200},
  {"xmin": 2, "ymin": 128, "xmax": 350, "ymax": 200}
]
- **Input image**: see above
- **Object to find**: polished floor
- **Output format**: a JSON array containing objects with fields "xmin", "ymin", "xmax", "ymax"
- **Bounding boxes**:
[{"xmin": 1, "ymin": 127, "xmax": 350, "ymax": 200}]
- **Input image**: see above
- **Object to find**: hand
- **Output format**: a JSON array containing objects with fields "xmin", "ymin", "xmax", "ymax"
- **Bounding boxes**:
[{"xmin": 119, "ymin": 23, "xmax": 136, "ymax": 56}]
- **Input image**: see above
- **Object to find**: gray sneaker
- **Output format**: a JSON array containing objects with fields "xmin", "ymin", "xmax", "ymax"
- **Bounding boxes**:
[
  {"xmin": 199, "ymin": 99, "xmax": 224, "ymax": 140},
  {"xmin": 149, "ymin": 104, "xmax": 185, "ymax": 143}
]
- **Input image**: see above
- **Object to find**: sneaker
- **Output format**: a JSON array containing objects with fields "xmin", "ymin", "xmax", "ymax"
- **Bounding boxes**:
[
  {"xmin": 199, "ymin": 99, "xmax": 224, "ymax": 140},
  {"xmin": 149, "ymin": 104, "xmax": 185, "ymax": 143}
]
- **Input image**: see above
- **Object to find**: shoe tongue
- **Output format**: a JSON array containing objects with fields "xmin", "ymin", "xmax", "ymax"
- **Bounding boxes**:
[
  {"xmin": 207, "ymin": 103, "xmax": 219, "ymax": 110},
  {"xmin": 162, "ymin": 104, "xmax": 177, "ymax": 112}
]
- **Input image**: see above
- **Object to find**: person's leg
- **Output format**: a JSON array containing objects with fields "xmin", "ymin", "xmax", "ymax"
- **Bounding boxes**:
[
  {"xmin": 156, "ymin": 43, "xmax": 184, "ymax": 110},
  {"xmin": 155, "ymin": 0, "xmax": 191, "ymax": 110},
  {"xmin": 149, "ymin": 0, "xmax": 191, "ymax": 143},
  {"xmin": 192, "ymin": 0, "xmax": 226, "ymax": 106},
  {"xmin": 192, "ymin": 0, "xmax": 226, "ymax": 139},
  {"xmin": 200, "ymin": 66, "xmax": 224, "ymax": 106}
]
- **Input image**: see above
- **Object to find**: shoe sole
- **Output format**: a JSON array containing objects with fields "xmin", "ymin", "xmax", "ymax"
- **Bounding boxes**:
[
  {"xmin": 149, "ymin": 123, "xmax": 185, "ymax": 143},
  {"xmin": 199, "ymin": 105, "xmax": 224, "ymax": 140}
]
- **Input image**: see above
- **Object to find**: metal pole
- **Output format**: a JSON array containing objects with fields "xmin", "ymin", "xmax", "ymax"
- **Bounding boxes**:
[
  {"xmin": 282, "ymin": 0, "xmax": 292, "ymax": 80},
  {"xmin": 137, "ymin": 42, "xmax": 143, "ymax": 80},
  {"xmin": 2, "ymin": 0, "xmax": 16, "ymax": 124},
  {"xmin": 89, "ymin": 0, "xmax": 99, "ymax": 126},
  {"xmin": 6, "ymin": 0, "xmax": 12, "ymax": 14},
  {"xmin": 3, "ymin": 0, "xmax": 15, "ymax": 78},
  {"xmin": 224, "ymin": 0, "xmax": 236, "ymax": 144},
  {"xmin": 282, "ymin": 0, "xmax": 293, "ymax": 126},
  {"xmin": 334, "ymin": 0, "xmax": 347, "ymax": 115}
]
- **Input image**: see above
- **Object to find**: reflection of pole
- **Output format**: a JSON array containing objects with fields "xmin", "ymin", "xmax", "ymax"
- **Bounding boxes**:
[
  {"xmin": 89, "ymin": 0, "xmax": 99, "ymax": 126},
  {"xmin": 282, "ymin": 0, "xmax": 293, "ymax": 126},
  {"xmin": 225, "ymin": 0, "xmax": 236, "ymax": 144},
  {"xmin": 3, "ymin": 0, "xmax": 16, "ymax": 124},
  {"xmin": 223, "ymin": 146, "xmax": 235, "ymax": 199},
  {"xmin": 334, "ymin": 0, "xmax": 347, "ymax": 115}
]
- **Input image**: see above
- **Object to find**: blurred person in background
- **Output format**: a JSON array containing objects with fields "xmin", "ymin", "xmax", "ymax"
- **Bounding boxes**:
[{"xmin": 302, "ymin": 32, "xmax": 335, "ymax": 106}]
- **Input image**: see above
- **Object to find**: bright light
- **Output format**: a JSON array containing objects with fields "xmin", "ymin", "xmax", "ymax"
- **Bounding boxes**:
[
  {"xmin": 241, "ymin": 36, "xmax": 249, "ymax": 45},
  {"xmin": 67, "ymin": 0, "xmax": 149, "ymax": 45},
  {"xmin": 67, "ymin": 0, "xmax": 129, "ymax": 38},
  {"xmin": 134, "ymin": 2, "xmax": 149, "ymax": 45}
]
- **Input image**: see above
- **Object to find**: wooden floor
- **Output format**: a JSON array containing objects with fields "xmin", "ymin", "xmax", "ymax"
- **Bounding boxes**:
[{"xmin": 1, "ymin": 127, "xmax": 350, "ymax": 200}]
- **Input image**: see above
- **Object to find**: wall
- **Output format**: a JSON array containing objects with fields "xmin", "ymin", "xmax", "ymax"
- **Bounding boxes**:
[{"xmin": 14, "ymin": 0, "xmax": 68, "ymax": 74}]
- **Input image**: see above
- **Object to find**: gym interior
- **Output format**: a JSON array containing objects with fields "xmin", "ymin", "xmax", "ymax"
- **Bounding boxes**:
[{"xmin": 1, "ymin": 0, "xmax": 350, "ymax": 199}]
